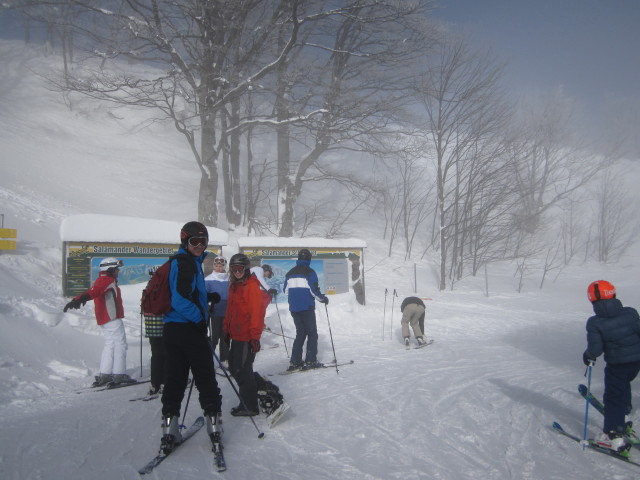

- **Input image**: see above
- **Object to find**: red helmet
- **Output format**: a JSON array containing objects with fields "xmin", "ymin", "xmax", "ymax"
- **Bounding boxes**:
[{"xmin": 587, "ymin": 280, "xmax": 616, "ymax": 302}]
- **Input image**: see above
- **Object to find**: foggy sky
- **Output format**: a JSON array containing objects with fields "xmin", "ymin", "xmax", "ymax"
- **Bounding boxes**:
[{"xmin": 432, "ymin": 0, "xmax": 640, "ymax": 156}]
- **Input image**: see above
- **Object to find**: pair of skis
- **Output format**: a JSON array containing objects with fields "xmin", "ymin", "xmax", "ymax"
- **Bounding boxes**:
[
  {"xmin": 138, "ymin": 417, "xmax": 226, "ymax": 475},
  {"xmin": 552, "ymin": 384, "xmax": 640, "ymax": 467},
  {"xmin": 276, "ymin": 359, "xmax": 354, "ymax": 375},
  {"xmin": 406, "ymin": 338, "xmax": 434, "ymax": 350}
]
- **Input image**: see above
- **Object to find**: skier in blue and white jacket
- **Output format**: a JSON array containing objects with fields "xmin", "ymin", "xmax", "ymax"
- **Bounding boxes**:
[{"xmin": 283, "ymin": 249, "xmax": 328, "ymax": 371}]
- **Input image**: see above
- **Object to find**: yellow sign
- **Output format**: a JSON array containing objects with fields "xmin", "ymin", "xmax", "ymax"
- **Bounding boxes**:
[{"xmin": 0, "ymin": 228, "xmax": 17, "ymax": 250}]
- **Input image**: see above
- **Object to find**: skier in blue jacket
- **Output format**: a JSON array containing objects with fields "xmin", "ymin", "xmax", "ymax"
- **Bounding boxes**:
[
  {"xmin": 583, "ymin": 280, "xmax": 640, "ymax": 455},
  {"xmin": 160, "ymin": 221, "xmax": 222, "ymax": 455},
  {"xmin": 283, "ymin": 249, "xmax": 328, "ymax": 371}
]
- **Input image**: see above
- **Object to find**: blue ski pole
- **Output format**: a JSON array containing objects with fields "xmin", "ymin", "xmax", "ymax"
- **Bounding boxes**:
[{"xmin": 581, "ymin": 362, "xmax": 594, "ymax": 448}]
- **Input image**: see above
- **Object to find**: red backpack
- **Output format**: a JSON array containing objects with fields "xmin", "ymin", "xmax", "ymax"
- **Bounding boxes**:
[{"xmin": 141, "ymin": 255, "xmax": 179, "ymax": 315}]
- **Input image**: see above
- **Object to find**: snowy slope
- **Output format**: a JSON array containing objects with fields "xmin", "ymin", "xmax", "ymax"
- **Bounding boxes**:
[{"xmin": 2, "ymin": 40, "xmax": 640, "ymax": 480}]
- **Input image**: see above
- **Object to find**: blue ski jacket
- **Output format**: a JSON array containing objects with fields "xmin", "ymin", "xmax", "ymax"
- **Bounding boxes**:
[
  {"xmin": 284, "ymin": 259, "xmax": 326, "ymax": 313},
  {"xmin": 164, "ymin": 247, "xmax": 208, "ymax": 325},
  {"xmin": 586, "ymin": 298, "xmax": 640, "ymax": 365}
]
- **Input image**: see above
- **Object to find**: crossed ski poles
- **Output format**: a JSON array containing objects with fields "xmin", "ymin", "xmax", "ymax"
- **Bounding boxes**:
[{"xmin": 382, "ymin": 288, "xmax": 397, "ymax": 341}]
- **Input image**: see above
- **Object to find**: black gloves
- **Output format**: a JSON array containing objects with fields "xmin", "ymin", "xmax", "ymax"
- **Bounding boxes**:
[
  {"xmin": 583, "ymin": 350, "xmax": 596, "ymax": 366},
  {"xmin": 250, "ymin": 339, "xmax": 261, "ymax": 354},
  {"xmin": 63, "ymin": 294, "xmax": 90, "ymax": 312},
  {"xmin": 223, "ymin": 333, "xmax": 231, "ymax": 348},
  {"xmin": 208, "ymin": 292, "xmax": 221, "ymax": 304},
  {"xmin": 321, "ymin": 296, "xmax": 329, "ymax": 305},
  {"xmin": 268, "ymin": 289, "xmax": 278, "ymax": 296}
]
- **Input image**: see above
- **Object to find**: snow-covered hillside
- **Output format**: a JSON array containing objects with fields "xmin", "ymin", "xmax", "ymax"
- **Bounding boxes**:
[{"xmin": 2, "ymin": 40, "xmax": 640, "ymax": 480}]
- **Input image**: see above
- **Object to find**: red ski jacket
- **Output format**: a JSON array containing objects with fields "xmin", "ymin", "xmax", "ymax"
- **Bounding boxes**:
[
  {"xmin": 75, "ymin": 272, "xmax": 124, "ymax": 325},
  {"xmin": 224, "ymin": 274, "xmax": 265, "ymax": 342}
]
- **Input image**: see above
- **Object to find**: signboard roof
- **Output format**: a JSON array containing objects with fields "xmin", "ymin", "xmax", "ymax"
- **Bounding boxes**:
[
  {"xmin": 237, "ymin": 236, "xmax": 366, "ymax": 249},
  {"xmin": 59, "ymin": 214, "xmax": 228, "ymax": 245}
]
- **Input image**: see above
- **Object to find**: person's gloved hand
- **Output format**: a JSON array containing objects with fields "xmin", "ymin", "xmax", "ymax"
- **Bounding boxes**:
[
  {"xmin": 268, "ymin": 289, "xmax": 278, "ymax": 296},
  {"xmin": 583, "ymin": 350, "xmax": 596, "ymax": 366},
  {"xmin": 321, "ymin": 296, "xmax": 329, "ymax": 305},
  {"xmin": 250, "ymin": 339, "xmax": 261, "ymax": 354},
  {"xmin": 208, "ymin": 292, "xmax": 221, "ymax": 304},
  {"xmin": 223, "ymin": 333, "xmax": 231, "ymax": 348},
  {"xmin": 63, "ymin": 294, "xmax": 90, "ymax": 312}
]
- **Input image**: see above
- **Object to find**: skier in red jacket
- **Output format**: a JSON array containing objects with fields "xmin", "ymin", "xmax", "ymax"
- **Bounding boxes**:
[
  {"xmin": 64, "ymin": 257, "xmax": 134, "ymax": 386},
  {"xmin": 224, "ymin": 253, "xmax": 266, "ymax": 416}
]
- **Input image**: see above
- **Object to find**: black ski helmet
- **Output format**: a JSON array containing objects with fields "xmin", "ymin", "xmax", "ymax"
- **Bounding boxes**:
[
  {"xmin": 229, "ymin": 253, "xmax": 250, "ymax": 269},
  {"xmin": 180, "ymin": 221, "xmax": 208, "ymax": 246},
  {"xmin": 298, "ymin": 248, "xmax": 312, "ymax": 260}
]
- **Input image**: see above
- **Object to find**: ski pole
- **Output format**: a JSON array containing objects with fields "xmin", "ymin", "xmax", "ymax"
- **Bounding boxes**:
[
  {"xmin": 383, "ymin": 288, "xmax": 388, "ymax": 341},
  {"xmin": 273, "ymin": 296, "xmax": 289, "ymax": 357},
  {"xmin": 213, "ymin": 350, "xmax": 265, "ymax": 439},
  {"xmin": 140, "ymin": 311, "xmax": 144, "ymax": 378},
  {"xmin": 581, "ymin": 362, "xmax": 594, "ymax": 448},
  {"xmin": 324, "ymin": 304, "xmax": 339, "ymax": 375},
  {"xmin": 180, "ymin": 376, "xmax": 195, "ymax": 430},
  {"xmin": 390, "ymin": 289, "xmax": 398, "ymax": 341}
]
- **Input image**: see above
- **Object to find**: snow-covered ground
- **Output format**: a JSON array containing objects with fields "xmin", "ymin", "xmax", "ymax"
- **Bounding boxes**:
[{"xmin": 2, "ymin": 40, "xmax": 640, "ymax": 480}]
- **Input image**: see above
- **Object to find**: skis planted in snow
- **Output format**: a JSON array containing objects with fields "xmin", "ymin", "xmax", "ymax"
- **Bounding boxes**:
[
  {"xmin": 578, "ymin": 384, "xmax": 640, "ymax": 447},
  {"xmin": 210, "ymin": 431, "xmax": 226, "ymax": 472},
  {"xmin": 266, "ymin": 402, "xmax": 291, "ymax": 428},
  {"xmin": 138, "ymin": 417, "xmax": 204, "ymax": 475},
  {"xmin": 413, "ymin": 339, "xmax": 434, "ymax": 349},
  {"xmin": 276, "ymin": 360, "xmax": 354, "ymax": 376},
  {"xmin": 552, "ymin": 421, "xmax": 640, "ymax": 467}
]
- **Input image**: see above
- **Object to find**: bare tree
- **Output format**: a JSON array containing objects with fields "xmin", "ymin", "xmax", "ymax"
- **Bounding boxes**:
[
  {"xmin": 591, "ymin": 169, "xmax": 640, "ymax": 262},
  {"xmin": 414, "ymin": 31, "xmax": 510, "ymax": 290}
]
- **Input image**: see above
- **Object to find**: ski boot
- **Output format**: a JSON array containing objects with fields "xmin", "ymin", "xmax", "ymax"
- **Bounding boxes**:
[
  {"xmin": 205, "ymin": 412, "xmax": 223, "ymax": 445},
  {"xmin": 111, "ymin": 373, "xmax": 136, "ymax": 385},
  {"xmin": 286, "ymin": 362, "xmax": 303, "ymax": 372},
  {"xmin": 160, "ymin": 415, "xmax": 182, "ymax": 454},
  {"xmin": 91, "ymin": 373, "xmax": 113, "ymax": 387},
  {"xmin": 302, "ymin": 360, "xmax": 323, "ymax": 370},
  {"xmin": 404, "ymin": 337, "xmax": 410, "ymax": 347},
  {"xmin": 594, "ymin": 431, "xmax": 631, "ymax": 457},
  {"xmin": 416, "ymin": 337, "xmax": 426, "ymax": 346}
]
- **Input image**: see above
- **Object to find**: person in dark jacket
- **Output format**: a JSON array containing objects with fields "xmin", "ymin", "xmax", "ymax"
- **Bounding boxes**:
[
  {"xmin": 283, "ymin": 249, "xmax": 328, "ymax": 371},
  {"xmin": 583, "ymin": 280, "xmax": 640, "ymax": 455},
  {"xmin": 160, "ymin": 221, "xmax": 222, "ymax": 454},
  {"xmin": 143, "ymin": 265, "xmax": 165, "ymax": 396},
  {"xmin": 400, "ymin": 296, "xmax": 427, "ymax": 347}
]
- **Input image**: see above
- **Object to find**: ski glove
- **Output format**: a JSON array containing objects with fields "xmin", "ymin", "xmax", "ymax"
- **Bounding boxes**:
[
  {"xmin": 583, "ymin": 350, "xmax": 596, "ymax": 366},
  {"xmin": 208, "ymin": 292, "xmax": 221, "ymax": 304},
  {"xmin": 63, "ymin": 293, "xmax": 90, "ymax": 312},
  {"xmin": 250, "ymin": 339, "xmax": 261, "ymax": 354},
  {"xmin": 223, "ymin": 334, "xmax": 231, "ymax": 348},
  {"xmin": 268, "ymin": 289, "xmax": 278, "ymax": 297},
  {"xmin": 321, "ymin": 296, "xmax": 329, "ymax": 305}
]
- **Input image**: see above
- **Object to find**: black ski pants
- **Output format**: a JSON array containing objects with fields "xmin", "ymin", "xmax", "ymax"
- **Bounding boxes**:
[
  {"xmin": 161, "ymin": 322, "xmax": 221, "ymax": 417},
  {"xmin": 228, "ymin": 340, "xmax": 258, "ymax": 411}
]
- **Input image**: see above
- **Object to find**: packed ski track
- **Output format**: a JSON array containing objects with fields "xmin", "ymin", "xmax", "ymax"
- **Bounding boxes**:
[{"xmin": 2, "ymin": 40, "xmax": 640, "ymax": 479}]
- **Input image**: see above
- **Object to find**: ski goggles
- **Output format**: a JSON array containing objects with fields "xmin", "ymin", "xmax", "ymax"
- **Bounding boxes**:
[
  {"xmin": 214, "ymin": 257, "xmax": 227, "ymax": 265},
  {"xmin": 230, "ymin": 265, "xmax": 246, "ymax": 274},
  {"xmin": 188, "ymin": 237, "xmax": 208, "ymax": 247}
]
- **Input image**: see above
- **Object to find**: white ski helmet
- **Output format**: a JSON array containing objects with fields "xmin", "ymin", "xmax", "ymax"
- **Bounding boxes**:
[{"xmin": 99, "ymin": 257, "xmax": 124, "ymax": 272}]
